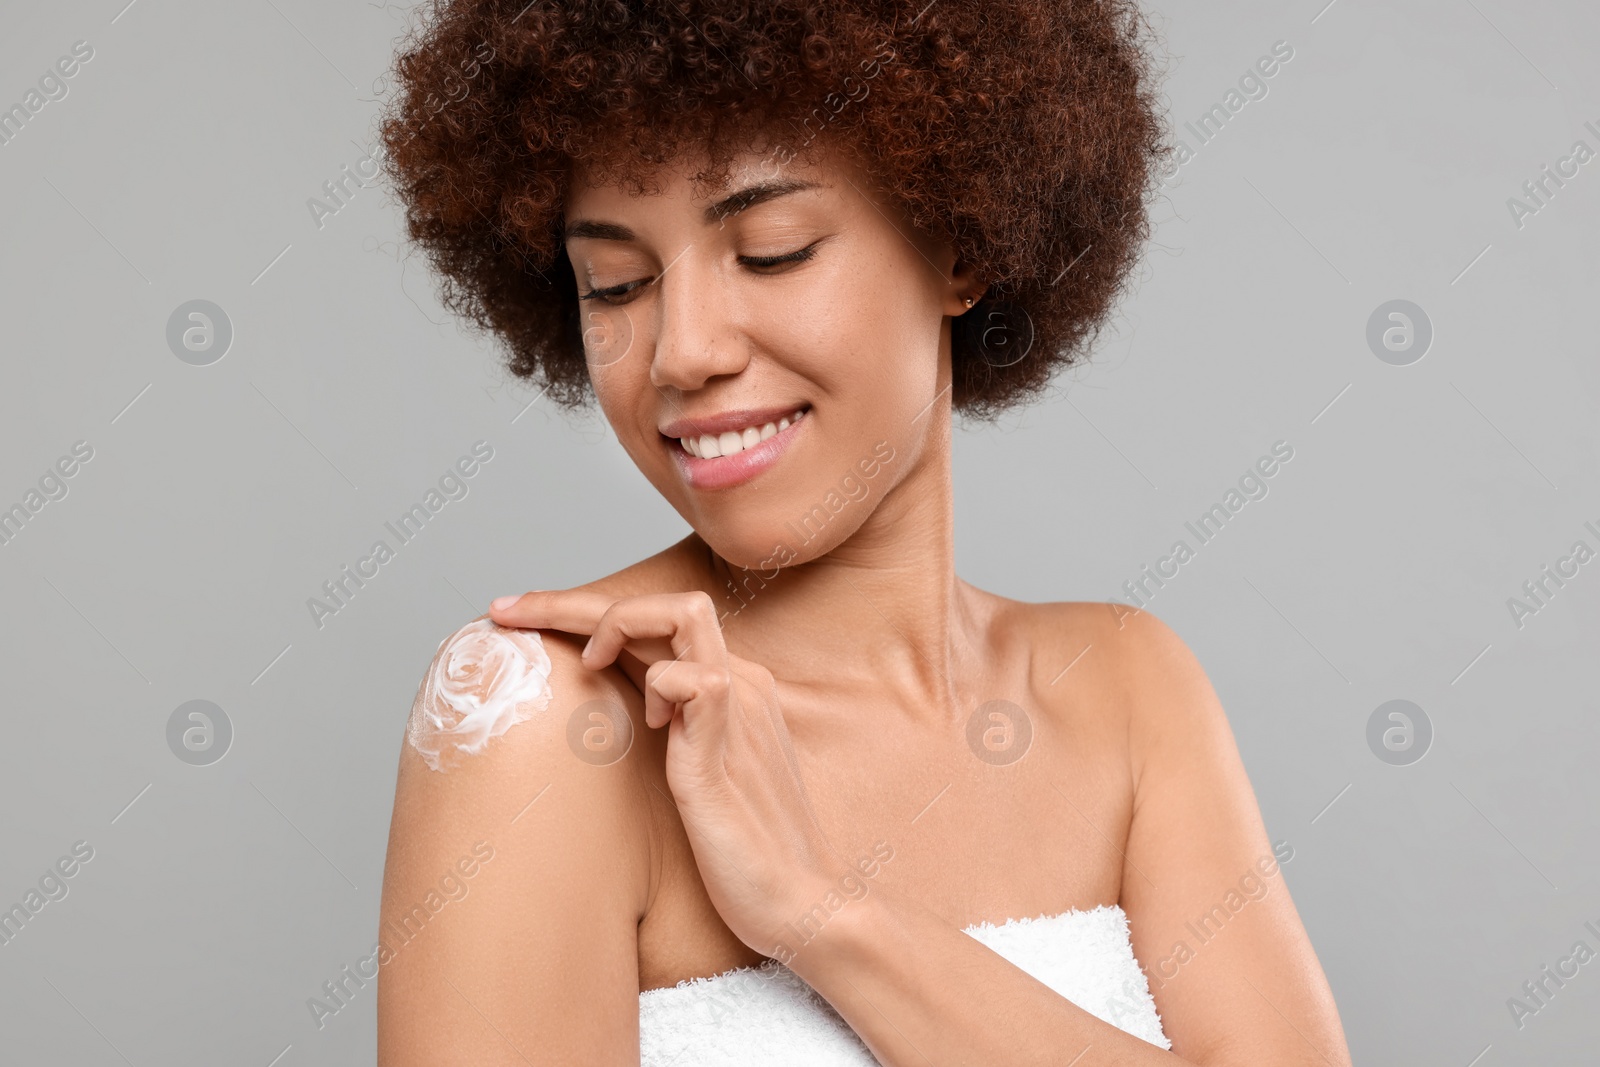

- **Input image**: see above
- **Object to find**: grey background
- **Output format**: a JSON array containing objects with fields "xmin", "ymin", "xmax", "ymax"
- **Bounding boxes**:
[{"xmin": 1, "ymin": 0, "xmax": 1596, "ymax": 1063}]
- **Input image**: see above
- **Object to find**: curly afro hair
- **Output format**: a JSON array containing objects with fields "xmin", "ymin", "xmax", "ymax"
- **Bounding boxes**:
[{"xmin": 379, "ymin": 0, "xmax": 1170, "ymax": 422}]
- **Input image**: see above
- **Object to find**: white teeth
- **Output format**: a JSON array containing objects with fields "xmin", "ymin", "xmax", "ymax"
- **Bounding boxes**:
[{"xmin": 680, "ymin": 409, "xmax": 806, "ymax": 459}]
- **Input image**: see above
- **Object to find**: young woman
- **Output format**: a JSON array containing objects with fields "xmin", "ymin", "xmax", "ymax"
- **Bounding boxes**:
[{"xmin": 375, "ymin": 2, "xmax": 1353, "ymax": 1063}]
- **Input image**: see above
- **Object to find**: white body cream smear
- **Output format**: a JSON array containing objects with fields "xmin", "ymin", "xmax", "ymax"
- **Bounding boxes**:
[{"xmin": 407, "ymin": 617, "xmax": 553, "ymax": 772}]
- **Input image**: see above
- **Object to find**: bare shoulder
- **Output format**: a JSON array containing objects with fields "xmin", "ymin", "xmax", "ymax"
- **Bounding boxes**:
[
  {"xmin": 1017, "ymin": 603, "xmax": 1351, "ymax": 1064},
  {"xmin": 377, "ymin": 610, "xmax": 655, "ymax": 1063},
  {"xmin": 1010, "ymin": 598, "xmax": 1255, "ymax": 828},
  {"xmin": 1016, "ymin": 598, "xmax": 1198, "ymax": 671},
  {"xmin": 1003, "ymin": 596, "xmax": 1198, "ymax": 706},
  {"xmin": 395, "ymin": 611, "xmax": 651, "ymax": 812},
  {"xmin": 1069, "ymin": 604, "xmax": 1231, "ymax": 792},
  {"xmin": 1017, "ymin": 599, "xmax": 1213, "ymax": 714}
]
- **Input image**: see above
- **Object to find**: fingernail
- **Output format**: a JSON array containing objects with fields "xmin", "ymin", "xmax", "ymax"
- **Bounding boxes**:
[
  {"xmin": 490, "ymin": 595, "xmax": 518, "ymax": 611},
  {"xmin": 581, "ymin": 636, "xmax": 594, "ymax": 658}
]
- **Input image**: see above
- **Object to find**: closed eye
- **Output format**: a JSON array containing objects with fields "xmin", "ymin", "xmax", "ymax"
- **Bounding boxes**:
[
  {"xmin": 739, "ymin": 242, "xmax": 820, "ymax": 270},
  {"xmin": 578, "ymin": 278, "xmax": 650, "ymax": 304},
  {"xmin": 577, "ymin": 241, "xmax": 822, "ymax": 305}
]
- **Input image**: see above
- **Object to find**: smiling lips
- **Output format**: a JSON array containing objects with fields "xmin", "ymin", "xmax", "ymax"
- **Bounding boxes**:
[
  {"xmin": 673, "ymin": 408, "xmax": 808, "ymax": 459},
  {"xmin": 664, "ymin": 406, "xmax": 810, "ymax": 490}
]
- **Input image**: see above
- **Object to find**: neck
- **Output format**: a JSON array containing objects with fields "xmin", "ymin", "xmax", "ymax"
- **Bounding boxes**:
[{"xmin": 695, "ymin": 403, "xmax": 987, "ymax": 723}]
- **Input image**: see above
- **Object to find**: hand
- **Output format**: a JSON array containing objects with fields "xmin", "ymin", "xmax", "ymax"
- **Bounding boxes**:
[{"xmin": 487, "ymin": 589, "xmax": 850, "ymax": 959}]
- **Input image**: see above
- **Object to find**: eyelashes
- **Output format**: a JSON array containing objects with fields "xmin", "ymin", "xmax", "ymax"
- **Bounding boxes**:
[
  {"xmin": 740, "ymin": 244, "xmax": 819, "ymax": 270},
  {"xmin": 578, "ymin": 278, "xmax": 649, "ymax": 305},
  {"xmin": 578, "ymin": 243, "xmax": 820, "ymax": 305}
]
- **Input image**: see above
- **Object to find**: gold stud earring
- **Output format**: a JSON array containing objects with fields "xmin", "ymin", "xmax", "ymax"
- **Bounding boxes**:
[{"xmin": 963, "ymin": 296, "xmax": 975, "ymax": 308}]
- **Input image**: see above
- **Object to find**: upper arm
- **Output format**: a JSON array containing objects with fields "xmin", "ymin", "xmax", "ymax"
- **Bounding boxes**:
[
  {"xmin": 376, "ymin": 614, "xmax": 652, "ymax": 1066},
  {"xmin": 1109, "ymin": 608, "xmax": 1351, "ymax": 1067}
]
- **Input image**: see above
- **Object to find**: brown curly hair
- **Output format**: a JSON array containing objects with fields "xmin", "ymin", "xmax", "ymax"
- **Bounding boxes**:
[{"xmin": 379, "ymin": 0, "xmax": 1169, "ymax": 422}]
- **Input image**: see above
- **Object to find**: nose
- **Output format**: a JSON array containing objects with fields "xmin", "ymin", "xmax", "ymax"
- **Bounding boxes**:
[{"xmin": 648, "ymin": 245, "xmax": 749, "ymax": 392}]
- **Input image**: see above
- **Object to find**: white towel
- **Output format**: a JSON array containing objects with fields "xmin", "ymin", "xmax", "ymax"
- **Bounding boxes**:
[{"xmin": 638, "ymin": 903, "xmax": 1171, "ymax": 1064}]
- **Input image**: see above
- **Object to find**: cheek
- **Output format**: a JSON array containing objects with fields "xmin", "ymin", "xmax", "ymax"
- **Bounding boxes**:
[
  {"xmin": 831, "ymin": 267, "xmax": 944, "ymax": 409},
  {"xmin": 854, "ymin": 234, "xmax": 947, "ymax": 351},
  {"xmin": 583, "ymin": 311, "xmax": 658, "ymax": 448},
  {"xmin": 756, "ymin": 252, "xmax": 938, "ymax": 401},
  {"xmin": 579, "ymin": 303, "xmax": 640, "ymax": 374}
]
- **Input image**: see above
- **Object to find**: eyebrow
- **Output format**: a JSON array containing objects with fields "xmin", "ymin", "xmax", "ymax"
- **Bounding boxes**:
[{"xmin": 562, "ymin": 178, "xmax": 822, "ymax": 242}]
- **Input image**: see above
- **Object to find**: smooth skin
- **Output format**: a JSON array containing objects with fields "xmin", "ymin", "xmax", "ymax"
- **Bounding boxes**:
[{"xmin": 376, "ymin": 138, "xmax": 1353, "ymax": 1065}]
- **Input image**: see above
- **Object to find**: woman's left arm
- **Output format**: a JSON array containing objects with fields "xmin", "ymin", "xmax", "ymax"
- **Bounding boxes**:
[{"xmin": 782, "ymin": 606, "xmax": 1353, "ymax": 1067}]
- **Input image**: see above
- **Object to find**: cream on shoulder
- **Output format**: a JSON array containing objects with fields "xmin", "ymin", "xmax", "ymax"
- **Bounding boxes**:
[{"xmin": 407, "ymin": 617, "xmax": 554, "ymax": 772}]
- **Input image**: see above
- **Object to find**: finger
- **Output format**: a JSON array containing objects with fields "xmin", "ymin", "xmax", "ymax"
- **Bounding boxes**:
[
  {"xmin": 641, "ymin": 658, "xmax": 685, "ymax": 729},
  {"xmin": 644, "ymin": 658, "xmax": 732, "ymax": 732},
  {"xmin": 486, "ymin": 588, "xmax": 618, "ymax": 637},
  {"xmin": 583, "ymin": 592, "xmax": 728, "ymax": 672}
]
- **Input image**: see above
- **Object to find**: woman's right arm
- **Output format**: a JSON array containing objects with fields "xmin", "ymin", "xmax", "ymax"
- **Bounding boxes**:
[{"xmin": 376, "ymin": 616, "xmax": 653, "ymax": 1065}]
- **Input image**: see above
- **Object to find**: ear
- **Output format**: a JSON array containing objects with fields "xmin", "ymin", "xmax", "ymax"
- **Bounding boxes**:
[{"xmin": 944, "ymin": 258, "xmax": 988, "ymax": 316}]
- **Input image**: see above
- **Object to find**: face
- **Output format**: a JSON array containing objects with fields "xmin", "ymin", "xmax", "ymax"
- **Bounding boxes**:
[{"xmin": 563, "ymin": 139, "xmax": 979, "ymax": 571}]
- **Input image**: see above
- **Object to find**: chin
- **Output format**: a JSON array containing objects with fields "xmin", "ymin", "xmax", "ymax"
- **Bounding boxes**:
[{"xmin": 694, "ymin": 518, "xmax": 803, "ymax": 574}]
